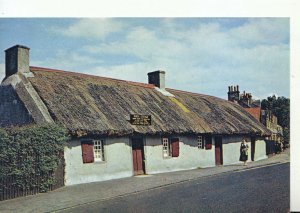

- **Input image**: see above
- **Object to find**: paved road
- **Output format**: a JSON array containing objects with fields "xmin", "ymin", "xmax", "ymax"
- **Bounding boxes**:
[{"xmin": 59, "ymin": 163, "xmax": 289, "ymax": 213}]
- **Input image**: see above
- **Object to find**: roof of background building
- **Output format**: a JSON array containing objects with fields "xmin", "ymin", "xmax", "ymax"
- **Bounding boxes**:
[{"xmin": 244, "ymin": 107, "xmax": 261, "ymax": 122}]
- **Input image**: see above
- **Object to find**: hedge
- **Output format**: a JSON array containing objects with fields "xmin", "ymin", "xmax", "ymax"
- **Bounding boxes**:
[{"xmin": 0, "ymin": 124, "xmax": 69, "ymax": 192}]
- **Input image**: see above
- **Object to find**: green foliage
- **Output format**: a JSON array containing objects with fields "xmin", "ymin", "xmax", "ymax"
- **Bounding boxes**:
[
  {"xmin": 0, "ymin": 124, "xmax": 69, "ymax": 193},
  {"xmin": 261, "ymin": 95, "xmax": 290, "ymax": 145}
]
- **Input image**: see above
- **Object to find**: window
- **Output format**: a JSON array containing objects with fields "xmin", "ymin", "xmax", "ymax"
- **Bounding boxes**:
[
  {"xmin": 93, "ymin": 140, "xmax": 105, "ymax": 162},
  {"xmin": 162, "ymin": 138, "xmax": 170, "ymax": 157},
  {"xmin": 81, "ymin": 139, "xmax": 105, "ymax": 163},
  {"xmin": 197, "ymin": 135, "xmax": 205, "ymax": 149},
  {"xmin": 162, "ymin": 137, "xmax": 180, "ymax": 158}
]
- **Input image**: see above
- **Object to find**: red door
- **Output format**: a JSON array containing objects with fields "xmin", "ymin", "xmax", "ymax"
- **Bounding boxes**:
[
  {"xmin": 251, "ymin": 137, "xmax": 256, "ymax": 161},
  {"xmin": 132, "ymin": 138, "xmax": 145, "ymax": 175},
  {"xmin": 215, "ymin": 136, "xmax": 223, "ymax": 165}
]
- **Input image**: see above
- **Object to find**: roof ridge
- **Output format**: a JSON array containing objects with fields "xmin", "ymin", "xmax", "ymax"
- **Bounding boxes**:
[
  {"xmin": 29, "ymin": 66, "xmax": 225, "ymax": 100},
  {"xmin": 30, "ymin": 66, "xmax": 155, "ymax": 89},
  {"xmin": 166, "ymin": 88, "xmax": 225, "ymax": 100}
]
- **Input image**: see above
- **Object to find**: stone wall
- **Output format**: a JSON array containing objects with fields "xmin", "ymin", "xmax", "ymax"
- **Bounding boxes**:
[{"xmin": 0, "ymin": 85, "xmax": 33, "ymax": 126}]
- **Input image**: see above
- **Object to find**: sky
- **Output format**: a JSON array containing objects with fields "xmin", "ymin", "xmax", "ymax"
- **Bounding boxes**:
[
  {"xmin": 0, "ymin": 1, "xmax": 299, "ymax": 210},
  {"xmin": 0, "ymin": 18, "xmax": 290, "ymax": 100}
]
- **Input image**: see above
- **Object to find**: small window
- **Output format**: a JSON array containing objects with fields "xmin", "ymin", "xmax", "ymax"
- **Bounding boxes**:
[
  {"xmin": 162, "ymin": 138, "xmax": 170, "ymax": 157},
  {"xmin": 81, "ymin": 139, "xmax": 105, "ymax": 163},
  {"xmin": 197, "ymin": 136, "xmax": 205, "ymax": 149},
  {"xmin": 93, "ymin": 140, "xmax": 105, "ymax": 162},
  {"xmin": 162, "ymin": 137, "xmax": 180, "ymax": 158}
]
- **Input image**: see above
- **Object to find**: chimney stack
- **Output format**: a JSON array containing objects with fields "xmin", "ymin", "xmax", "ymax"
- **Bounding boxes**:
[
  {"xmin": 227, "ymin": 84, "xmax": 240, "ymax": 102},
  {"xmin": 147, "ymin": 70, "xmax": 165, "ymax": 90},
  {"xmin": 5, "ymin": 45, "xmax": 30, "ymax": 79}
]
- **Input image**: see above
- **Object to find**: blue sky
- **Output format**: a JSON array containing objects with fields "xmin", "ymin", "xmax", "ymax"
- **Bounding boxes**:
[{"xmin": 0, "ymin": 18, "xmax": 289, "ymax": 99}]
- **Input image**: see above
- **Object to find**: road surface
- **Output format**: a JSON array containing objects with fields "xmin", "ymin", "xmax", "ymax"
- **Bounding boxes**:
[{"xmin": 59, "ymin": 163, "xmax": 289, "ymax": 213}]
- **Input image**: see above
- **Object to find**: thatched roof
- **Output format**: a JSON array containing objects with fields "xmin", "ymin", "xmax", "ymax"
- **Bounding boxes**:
[{"xmin": 27, "ymin": 66, "xmax": 271, "ymax": 137}]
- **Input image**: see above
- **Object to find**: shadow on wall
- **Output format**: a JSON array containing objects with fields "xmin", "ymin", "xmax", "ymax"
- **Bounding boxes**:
[{"xmin": 0, "ymin": 85, "xmax": 33, "ymax": 127}]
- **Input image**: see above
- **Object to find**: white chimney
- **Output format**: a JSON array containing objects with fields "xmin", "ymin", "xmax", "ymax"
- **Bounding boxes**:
[{"xmin": 147, "ymin": 70, "xmax": 166, "ymax": 90}]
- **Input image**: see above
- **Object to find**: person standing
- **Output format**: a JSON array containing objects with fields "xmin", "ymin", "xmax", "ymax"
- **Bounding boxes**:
[{"xmin": 239, "ymin": 139, "xmax": 249, "ymax": 165}]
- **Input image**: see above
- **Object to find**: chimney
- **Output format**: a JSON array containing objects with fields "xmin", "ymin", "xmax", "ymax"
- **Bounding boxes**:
[
  {"xmin": 248, "ymin": 93, "xmax": 252, "ymax": 105},
  {"xmin": 147, "ymin": 70, "xmax": 165, "ymax": 90},
  {"xmin": 5, "ymin": 45, "xmax": 30, "ymax": 79},
  {"xmin": 227, "ymin": 85, "xmax": 240, "ymax": 102}
]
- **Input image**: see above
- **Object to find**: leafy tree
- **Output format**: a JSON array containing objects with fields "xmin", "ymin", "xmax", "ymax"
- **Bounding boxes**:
[{"xmin": 261, "ymin": 95, "xmax": 290, "ymax": 145}]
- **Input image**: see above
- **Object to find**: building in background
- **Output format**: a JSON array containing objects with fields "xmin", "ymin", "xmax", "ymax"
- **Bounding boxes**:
[{"xmin": 227, "ymin": 85, "xmax": 283, "ymax": 155}]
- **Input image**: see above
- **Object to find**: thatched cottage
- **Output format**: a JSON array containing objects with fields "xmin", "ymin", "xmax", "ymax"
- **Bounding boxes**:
[{"xmin": 0, "ymin": 45, "xmax": 271, "ymax": 185}]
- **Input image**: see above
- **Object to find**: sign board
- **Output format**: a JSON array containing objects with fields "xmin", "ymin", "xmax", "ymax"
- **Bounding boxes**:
[{"xmin": 130, "ymin": 114, "xmax": 151, "ymax": 126}]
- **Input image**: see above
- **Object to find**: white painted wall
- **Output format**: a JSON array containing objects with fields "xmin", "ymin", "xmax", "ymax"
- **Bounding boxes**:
[
  {"xmin": 222, "ymin": 136, "xmax": 267, "ymax": 164},
  {"xmin": 144, "ymin": 136, "xmax": 215, "ymax": 174},
  {"xmin": 254, "ymin": 138, "xmax": 268, "ymax": 161},
  {"xmin": 222, "ymin": 136, "xmax": 251, "ymax": 165},
  {"xmin": 64, "ymin": 135, "xmax": 267, "ymax": 186},
  {"xmin": 64, "ymin": 137, "xmax": 133, "ymax": 186}
]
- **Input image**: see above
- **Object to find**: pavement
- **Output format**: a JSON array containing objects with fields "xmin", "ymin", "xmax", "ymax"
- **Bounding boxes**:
[{"xmin": 0, "ymin": 149, "xmax": 290, "ymax": 213}]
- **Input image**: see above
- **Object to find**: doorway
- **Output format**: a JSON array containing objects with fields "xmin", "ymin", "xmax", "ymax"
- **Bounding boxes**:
[
  {"xmin": 215, "ymin": 136, "xmax": 223, "ymax": 165},
  {"xmin": 251, "ymin": 137, "xmax": 256, "ymax": 161},
  {"xmin": 131, "ymin": 138, "xmax": 145, "ymax": 175}
]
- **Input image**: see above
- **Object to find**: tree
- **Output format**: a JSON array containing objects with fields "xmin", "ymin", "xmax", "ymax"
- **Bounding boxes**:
[{"xmin": 261, "ymin": 95, "xmax": 290, "ymax": 145}]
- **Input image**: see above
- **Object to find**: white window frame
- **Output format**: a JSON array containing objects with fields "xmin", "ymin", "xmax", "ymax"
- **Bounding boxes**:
[
  {"xmin": 197, "ymin": 135, "xmax": 205, "ymax": 149},
  {"xmin": 93, "ymin": 139, "xmax": 105, "ymax": 162},
  {"xmin": 162, "ymin": 138, "xmax": 170, "ymax": 158}
]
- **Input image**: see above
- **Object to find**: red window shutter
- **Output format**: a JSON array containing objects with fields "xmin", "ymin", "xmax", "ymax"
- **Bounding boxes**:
[
  {"xmin": 205, "ymin": 135, "xmax": 212, "ymax": 150},
  {"xmin": 205, "ymin": 143, "xmax": 212, "ymax": 150},
  {"xmin": 81, "ymin": 141, "xmax": 94, "ymax": 163},
  {"xmin": 171, "ymin": 138, "xmax": 180, "ymax": 157}
]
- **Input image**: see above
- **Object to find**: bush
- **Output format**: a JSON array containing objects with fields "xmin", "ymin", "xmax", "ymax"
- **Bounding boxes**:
[{"xmin": 0, "ymin": 124, "xmax": 69, "ymax": 192}]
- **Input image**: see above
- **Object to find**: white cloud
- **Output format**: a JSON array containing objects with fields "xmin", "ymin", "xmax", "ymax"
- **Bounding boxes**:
[
  {"xmin": 229, "ymin": 18, "xmax": 289, "ymax": 46},
  {"xmin": 32, "ymin": 50, "xmax": 102, "ymax": 71},
  {"xmin": 90, "ymin": 62, "xmax": 152, "ymax": 83},
  {"xmin": 52, "ymin": 18, "xmax": 126, "ymax": 40},
  {"xmin": 49, "ymin": 18, "xmax": 289, "ymax": 99},
  {"xmin": 83, "ymin": 25, "xmax": 195, "ymax": 66}
]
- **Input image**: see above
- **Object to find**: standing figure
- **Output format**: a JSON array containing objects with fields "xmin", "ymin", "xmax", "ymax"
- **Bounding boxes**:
[
  {"xmin": 239, "ymin": 139, "xmax": 249, "ymax": 165},
  {"xmin": 275, "ymin": 141, "xmax": 281, "ymax": 154}
]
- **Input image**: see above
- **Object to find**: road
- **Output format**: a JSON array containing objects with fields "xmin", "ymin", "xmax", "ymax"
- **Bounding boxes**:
[{"xmin": 58, "ymin": 163, "xmax": 289, "ymax": 213}]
